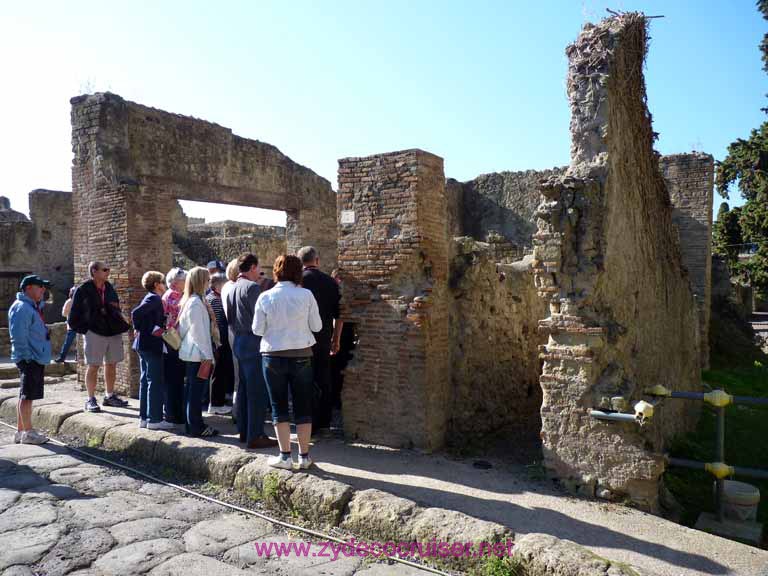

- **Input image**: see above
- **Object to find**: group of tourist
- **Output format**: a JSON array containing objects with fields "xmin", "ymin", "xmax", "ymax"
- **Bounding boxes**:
[{"xmin": 8, "ymin": 247, "xmax": 344, "ymax": 470}]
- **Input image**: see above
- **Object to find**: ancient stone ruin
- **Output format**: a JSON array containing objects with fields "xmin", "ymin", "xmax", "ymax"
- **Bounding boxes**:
[
  {"xmin": 55, "ymin": 12, "xmax": 716, "ymax": 509},
  {"xmin": 0, "ymin": 192, "xmax": 73, "ymax": 324},
  {"xmin": 532, "ymin": 14, "xmax": 705, "ymax": 508},
  {"xmin": 70, "ymin": 92, "xmax": 337, "ymax": 394}
]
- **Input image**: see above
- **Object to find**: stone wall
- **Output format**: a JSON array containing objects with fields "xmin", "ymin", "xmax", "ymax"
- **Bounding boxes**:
[
  {"xmin": 0, "ymin": 192, "xmax": 73, "ymax": 325},
  {"xmin": 448, "ymin": 239, "xmax": 546, "ymax": 442},
  {"xmin": 461, "ymin": 169, "xmax": 567, "ymax": 249},
  {"xmin": 71, "ymin": 92, "xmax": 336, "ymax": 396},
  {"xmin": 28, "ymin": 190, "xmax": 74, "ymax": 323},
  {"xmin": 532, "ymin": 14, "xmax": 701, "ymax": 510},
  {"xmin": 338, "ymin": 150, "xmax": 451, "ymax": 450},
  {"xmin": 660, "ymin": 153, "xmax": 714, "ymax": 368},
  {"xmin": 173, "ymin": 220, "xmax": 287, "ymax": 276}
]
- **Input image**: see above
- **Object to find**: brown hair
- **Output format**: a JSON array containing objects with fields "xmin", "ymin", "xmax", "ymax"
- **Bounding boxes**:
[
  {"xmin": 141, "ymin": 271, "xmax": 165, "ymax": 292},
  {"xmin": 273, "ymin": 255, "xmax": 303, "ymax": 284}
]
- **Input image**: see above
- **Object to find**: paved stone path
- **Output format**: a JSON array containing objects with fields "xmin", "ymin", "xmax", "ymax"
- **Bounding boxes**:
[{"xmin": 0, "ymin": 426, "xmax": 430, "ymax": 576}]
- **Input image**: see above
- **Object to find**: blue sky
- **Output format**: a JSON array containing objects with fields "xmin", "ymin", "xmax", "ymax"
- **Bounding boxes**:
[{"xmin": 1, "ymin": 1, "xmax": 765, "ymax": 226}]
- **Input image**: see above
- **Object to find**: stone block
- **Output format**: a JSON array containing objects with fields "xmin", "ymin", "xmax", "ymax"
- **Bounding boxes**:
[
  {"xmin": 103, "ymin": 424, "xmax": 173, "ymax": 461},
  {"xmin": 59, "ymin": 412, "xmax": 125, "ymax": 446},
  {"xmin": 153, "ymin": 435, "xmax": 254, "ymax": 485},
  {"xmin": 182, "ymin": 513, "xmax": 273, "ymax": 555},
  {"xmin": 149, "ymin": 553, "xmax": 253, "ymax": 576},
  {"xmin": 340, "ymin": 488, "xmax": 419, "ymax": 542},
  {"xmin": 32, "ymin": 403, "xmax": 81, "ymax": 434},
  {"xmin": 92, "ymin": 538, "xmax": 183, "ymax": 576},
  {"xmin": 285, "ymin": 473, "xmax": 354, "ymax": 527},
  {"xmin": 513, "ymin": 533, "xmax": 654, "ymax": 576}
]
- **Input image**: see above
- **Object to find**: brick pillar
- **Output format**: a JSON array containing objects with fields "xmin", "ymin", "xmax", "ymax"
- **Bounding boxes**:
[
  {"xmin": 337, "ymin": 150, "xmax": 450, "ymax": 450},
  {"xmin": 71, "ymin": 94, "xmax": 167, "ymax": 397}
]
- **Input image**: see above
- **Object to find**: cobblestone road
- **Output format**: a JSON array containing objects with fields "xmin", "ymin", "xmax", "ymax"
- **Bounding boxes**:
[{"xmin": 0, "ymin": 426, "xmax": 430, "ymax": 576}]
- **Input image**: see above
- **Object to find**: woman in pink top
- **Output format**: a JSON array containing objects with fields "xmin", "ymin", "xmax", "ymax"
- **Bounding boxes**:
[{"xmin": 162, "ymin": 267, "xmax": 187, "ymax": 423}]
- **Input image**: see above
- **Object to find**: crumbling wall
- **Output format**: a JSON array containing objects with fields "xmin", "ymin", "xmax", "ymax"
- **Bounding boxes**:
[
  {"xmin": 71, "ymin": 92, "xmax": 336, "ymax": 396},
  {"xmin": 29, "ymin": 190, "xmax": 74, "ymax": 322},
  {"xmin": 338, "ymin": 150, "xmax": 450, "ymax": 450},
  {"xmin": 660, "ymin": 153, "xmax": 714, "ymax": 368},
  {"xmin": 0, "ymin": 193, "xmax": 73, "ymax": 324},
  {"xmin": 448, "ymin": 239, "xmax": 546, "ymax": 442},
  {"xmin": 532, "ymin": 14, "xmax": 701, "ymax": 510},
  {"xmin": 462, "ymin": 169, "xmax": 567, "ymax": 249},
  {"xmin": 173, "ymin": 220, "xmax": 287, "ymax": 275}
]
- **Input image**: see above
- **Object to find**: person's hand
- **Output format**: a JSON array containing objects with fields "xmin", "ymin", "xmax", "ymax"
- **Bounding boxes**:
[{"xmin": 330, "ymin": 339, "xmax": 340, "ymax": 356}]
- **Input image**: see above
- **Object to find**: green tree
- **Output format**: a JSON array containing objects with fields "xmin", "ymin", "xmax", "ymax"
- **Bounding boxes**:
[
  {"xmin": 712, "ymin": 202, "xmax": 744, "ymax": 265},
  {"xmin": 715, "ymin": 1, "xmax": 768, "ymax": 298}
]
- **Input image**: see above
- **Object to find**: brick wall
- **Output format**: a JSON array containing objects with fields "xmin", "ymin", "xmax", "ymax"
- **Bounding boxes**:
[
  {"xmin": 337, "ymin": 149, "xmax": 450, "ymax": 450},
  {"xmin": 71, "ymin": 92, "xmax": 336, "ymax": 396},
  {"xmin": 660, "ymin": 153, "xmax": 714, "ymax": 368}
]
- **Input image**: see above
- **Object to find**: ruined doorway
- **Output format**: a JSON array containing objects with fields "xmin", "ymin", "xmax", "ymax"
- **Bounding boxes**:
[{"xmin": 71, "ymin": 92, "xmax": 337, "ymax": 396}]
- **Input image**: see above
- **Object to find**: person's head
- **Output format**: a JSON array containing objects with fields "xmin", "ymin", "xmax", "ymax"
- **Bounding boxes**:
[
  {"xmin": 206, "ymin": 259, "xmax": 225, "ymax": 276},
  {"xmin": 297, "ymin": 246, "xmax": 319, "ymax": 268},
  {"xmin": 141, "ymin": 271, "xmax": 166, "ymax": 296},
  {"xmin": 209, "ymin": 272, "xmax": 226, "ymax": 294},
  {"xmin": 19, "ymin": 275, "xmax": 51, "ymax": 304},
  {"xmin": 237, "ymin": 253, "xmax": 260, "ymax": 281},
  {"xmin": 180, "ymin": 266, "xmax": 210, "ymax": 310},
  {"xmin": 89, "ymin": 261, "xmax": 110, "ymax": 284},
  {"xmin": 225, "ymin": 258, "xmax": 239, "ymax": 283},
  {"xmin": 165, "ymin": 267, "xmax": 187, "ymax": 292},
  {"xmin": 273, "ymin": 255, "xmax": 303, "ymax": 284}
]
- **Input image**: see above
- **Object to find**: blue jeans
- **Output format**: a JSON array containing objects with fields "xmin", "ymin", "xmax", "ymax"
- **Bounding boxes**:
[
  {"xmin": 262, "ymin": 356, "xmax": 314, "ymax": 425},
  {"xmin": 138, "ymin": 350, "xmax": 165, "ymax": 423},
  {"xmin": 184, "ymin": 362, "xmax": 208, "ymax": 436},
  {"xmin": 233, "ymin": 333, "xmax": 268, "ymax": 442},
  {"xmin": 58, "ymin": 330, "xmax": 76, "ymax": 360},
  {"xmin": 164, "ymin": 348, "xmax": 186, "ymax": 424}
]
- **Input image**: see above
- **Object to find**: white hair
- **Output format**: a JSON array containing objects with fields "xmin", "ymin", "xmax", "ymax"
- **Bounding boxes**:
[{"xmin": 165, "ymin": 267, "xmax": 187, "ymax": 287}]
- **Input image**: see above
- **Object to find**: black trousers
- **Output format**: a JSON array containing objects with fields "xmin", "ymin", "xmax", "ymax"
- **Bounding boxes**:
[
  {"xmin": 210, "ymin": 342, "xmax": 234, "ymax": 407},
  {"xmin": 311, "ymin": 341, "xmax": 332, "ymax": 429}
]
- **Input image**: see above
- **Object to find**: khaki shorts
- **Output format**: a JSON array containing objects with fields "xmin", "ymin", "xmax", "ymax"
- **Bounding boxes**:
[{"xmin": 84, "ymin": 331, "xmax": 124, "ymax": 365}]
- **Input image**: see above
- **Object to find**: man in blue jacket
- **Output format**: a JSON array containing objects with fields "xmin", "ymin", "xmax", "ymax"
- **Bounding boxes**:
[{"xmin": 8, "ymin": 275, "xmax": 53, "ymax": 444}]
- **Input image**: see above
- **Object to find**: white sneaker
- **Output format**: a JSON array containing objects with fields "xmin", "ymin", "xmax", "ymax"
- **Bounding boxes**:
[
  {"xmin": 20, "ymin": 430, "xmax": 48, "ymax": 445},
  {"xmin": 139, "ymin": 419, "xmax": 147, "ymax": 429},
  {"xmin": 147, "ymin": 421, "xmax": 176, "ymax": 431},
  {"xmin": 13, "ymin": 431, "xmax": 22, "ymax": 444},
  {"xmin": 208, "ymin": 405, "xmax": 232, "ymax": 415},
  {"xmin": 298, "ymin": 455, "xmax": 314, "ymax": 470},
  {"xmin": 267, "ymin": 454, "xmax": 293, "ymax": 470}
]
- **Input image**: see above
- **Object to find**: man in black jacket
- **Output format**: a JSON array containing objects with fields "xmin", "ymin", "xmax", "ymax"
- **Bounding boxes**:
[
  {"xmin": 68, "ymin": 261, "xmax": 130, "ymax": 413},
  {"xmin": 298, "ymin": 246, "xmax": 343, "ymax": 433}
]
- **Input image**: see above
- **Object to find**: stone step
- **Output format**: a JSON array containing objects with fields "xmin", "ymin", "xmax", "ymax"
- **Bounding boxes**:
[{"xmin": 0, "ymin": 361, "xmax": 76, "ymax": 380}]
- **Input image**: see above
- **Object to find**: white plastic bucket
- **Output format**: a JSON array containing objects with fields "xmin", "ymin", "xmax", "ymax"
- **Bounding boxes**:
[{"xmin": 717, "ymin": 480, "xmax": 761, "ymax": 522}]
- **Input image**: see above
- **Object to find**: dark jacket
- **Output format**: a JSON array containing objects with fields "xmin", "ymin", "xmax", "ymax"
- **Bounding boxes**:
[
  {"xmin": 301, "ymin": 267, "xmax": 340, "ymax": 345},
  {"xmin": 68, "ymin": 280, "xmax": 129, "ymax": 336},
  {"xmin": 131, "ymin": 292, "xmax": 166, "ymax": 354}
]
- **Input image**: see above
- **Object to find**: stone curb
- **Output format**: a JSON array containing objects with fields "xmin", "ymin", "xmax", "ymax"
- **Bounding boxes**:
[{"xmin": 0, "ymin": 394, "xmax": 654, "ymax": 574}]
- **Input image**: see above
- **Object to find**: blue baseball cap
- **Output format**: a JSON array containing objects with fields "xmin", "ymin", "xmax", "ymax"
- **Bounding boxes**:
[{"xmin": 20, "ymin": 274, "xmax": 52, "ymax": 290}]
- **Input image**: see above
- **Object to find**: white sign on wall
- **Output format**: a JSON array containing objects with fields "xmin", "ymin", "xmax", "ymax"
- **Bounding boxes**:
[{"xmin": 341, "ymin": 210, "xmax": 355, "ymax": 225}]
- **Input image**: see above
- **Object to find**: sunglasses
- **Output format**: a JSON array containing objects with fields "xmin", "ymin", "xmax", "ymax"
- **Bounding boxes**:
[{"xmin": 98, "ymin": 268, "xmax": 110, "ymax": 273}]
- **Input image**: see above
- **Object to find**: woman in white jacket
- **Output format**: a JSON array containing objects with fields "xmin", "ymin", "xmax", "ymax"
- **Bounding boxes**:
[
  {"xmin": 253, "ymin": 255, "xmax": 322, "ymax": 469},
  {"xmin": 178, "ymin": 266, "xmax": 218, "ymax": 438}
]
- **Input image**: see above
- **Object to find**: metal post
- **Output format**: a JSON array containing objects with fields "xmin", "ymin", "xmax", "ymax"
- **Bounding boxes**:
[{"xmin": 716, "ymin": 406, "xmax": 725, "ymax": 522}]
